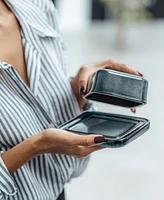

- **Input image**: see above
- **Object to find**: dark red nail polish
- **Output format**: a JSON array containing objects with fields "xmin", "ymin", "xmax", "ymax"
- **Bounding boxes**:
[
  {"xmin": 132, "ymin": 108, "xmax": 136, "ymax": 113},
  {"xmin": 137, "ymin": 71, "xmax": 144, "ymax": 77},
  {"xmin": 79, "ymin": 86, "xmax": 85, "ymax": 96},
  {"xmin": 94, "ymin": 136, "xmax": 107, "ymax": 144},
  {"xmin": 84, "ymin": 90, "xmax": 88, "ymax": 95}
]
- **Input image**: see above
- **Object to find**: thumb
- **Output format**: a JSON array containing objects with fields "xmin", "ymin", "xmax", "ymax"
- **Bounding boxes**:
[{"xmin": 73, "ymin": 134, "xmax": 107, "ymax": 147}]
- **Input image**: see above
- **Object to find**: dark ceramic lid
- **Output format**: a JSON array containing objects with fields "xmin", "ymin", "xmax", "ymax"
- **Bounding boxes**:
[{"xmin": 84, "ymin": 69, "xmax": 148, "ymax": 108}]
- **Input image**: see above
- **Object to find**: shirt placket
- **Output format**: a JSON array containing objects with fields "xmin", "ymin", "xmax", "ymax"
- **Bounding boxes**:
[{"xmin": 1, "ymin": 67, "xmax": 57, "ymax": 129}]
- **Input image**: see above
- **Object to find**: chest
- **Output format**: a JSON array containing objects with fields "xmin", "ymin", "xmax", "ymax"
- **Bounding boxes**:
[{"xmin": 0, "ymin": 13, "xmax": 29, "ymax": 85}]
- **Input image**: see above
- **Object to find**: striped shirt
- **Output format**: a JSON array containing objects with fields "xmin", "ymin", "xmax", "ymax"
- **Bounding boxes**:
[{"xmin": 0, "ymin": 0, "xmax": 90, "ymax": 199}]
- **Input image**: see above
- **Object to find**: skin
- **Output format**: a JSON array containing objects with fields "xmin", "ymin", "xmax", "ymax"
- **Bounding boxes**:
[
  {"xmin": 0, "ymin": 1, "xmax": 30, "ymax": 86},
  {"xmin": 0, "ymin": 0, "xmax": 142, "ymax": 174},
  {"xmin": 71, "ymin": 60, "xmax": 142, "ymax": 110}
]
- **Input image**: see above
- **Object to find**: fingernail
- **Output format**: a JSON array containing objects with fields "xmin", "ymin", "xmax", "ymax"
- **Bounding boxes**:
[
  {"xmin": 79, "ymin": 86, "xmax": 85, "ymax": 96},
  {"xmin": 132, "ymin": 108, "xmax": 136, "ymax": 113},
  {"xmin": 94, "ymin": 136, "xmax": 107, "ymax": 144},
  {"xmin": 84, "ymin": 90, "xmax": 88, "ymax": 95},
  {"xmin": 137, "ymin": 71, "xmax": 144, "ymax": 77}
]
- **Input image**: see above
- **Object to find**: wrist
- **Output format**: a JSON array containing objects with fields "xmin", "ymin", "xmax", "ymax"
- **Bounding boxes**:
[
  {"xmin": 33, "ymin": 129, "xmax": 58, "ymax": 154},
  {"xmin": 1, "ymin": 133, "xmax": 47, "ymax": 174},
  {"xmin": 30, "ymin": 131, "xmax": 48, "ymax": 155}
]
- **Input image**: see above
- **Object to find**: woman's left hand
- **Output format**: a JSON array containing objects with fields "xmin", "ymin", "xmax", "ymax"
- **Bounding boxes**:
[{"xmin": 70, "ymin": 59, "xmax": 143, "ymax": 111}]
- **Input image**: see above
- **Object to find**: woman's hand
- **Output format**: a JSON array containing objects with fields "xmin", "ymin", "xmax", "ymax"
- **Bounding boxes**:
[
  {"xmin": 37, "ymin": 129, "xmax": 105, "ymax": 158},
  {"xmin": 71, "ymin": 59, "xmax": 143, "ymax": 112},
  {"xmin": 2, "ymin": 129, "xmax": 105, "ymax": 173}
]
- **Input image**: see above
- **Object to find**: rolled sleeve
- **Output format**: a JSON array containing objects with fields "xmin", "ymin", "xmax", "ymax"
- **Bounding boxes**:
[
  {"xmin": 71, "ymin": 156, "xmax": 90, "ymax": 178},
  {"xmin": 0, "ymin": 154, "xmax": 17, "ymax": 198}
]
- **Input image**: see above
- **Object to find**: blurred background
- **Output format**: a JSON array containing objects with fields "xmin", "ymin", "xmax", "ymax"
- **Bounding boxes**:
[{"xmin": 53, "ymin": 0, "xmax": 164, "ymax": 199}]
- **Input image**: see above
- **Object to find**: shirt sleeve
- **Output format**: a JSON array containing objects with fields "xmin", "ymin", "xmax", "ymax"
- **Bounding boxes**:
[
  {"xmin": 0, "ymin": 154, "xmax": 17, "ymax": 199},
  {"xmin": 71, "ymin": 156, "xmax": 90, "ymax": 178}
]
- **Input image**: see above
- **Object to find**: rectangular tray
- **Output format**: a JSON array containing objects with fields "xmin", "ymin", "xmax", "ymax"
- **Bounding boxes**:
[
  {"xmin": 84, "ymin": 69, "xmax": 148, "ymax": 108},
  {"xmin": 59, "ymin": 111, "xmax": 150, "ymax": 148}
]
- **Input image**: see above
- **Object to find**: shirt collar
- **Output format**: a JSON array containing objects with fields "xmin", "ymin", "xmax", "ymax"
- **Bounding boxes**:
[
  {"xmin": 5, "ymin": 0, "xmax": 60, "ymax": 38},
  {"xmin": 0, "ymin": 61, "xmax": 12, "ymax": 70},
  {"xmin": 3, "ymin": 0, "xmax": 59, "ymax": 95}
]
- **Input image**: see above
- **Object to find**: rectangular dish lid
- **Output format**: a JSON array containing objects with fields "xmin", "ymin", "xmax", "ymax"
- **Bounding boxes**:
[{"xmin": 84, "ymin": 69, "xmax": 148, "ymax": 108}]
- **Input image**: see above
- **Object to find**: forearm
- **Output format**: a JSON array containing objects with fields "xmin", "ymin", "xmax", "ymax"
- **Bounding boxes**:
[
  {"xmin": 1, "ymin": 128, "xmax": 104, "ymax": 174},
  {"xmin": 1, "ymin": 133, "xmax": 43, "ymax": 174}
]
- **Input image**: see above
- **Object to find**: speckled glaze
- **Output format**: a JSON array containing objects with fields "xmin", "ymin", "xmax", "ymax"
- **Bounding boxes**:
[
  {"xmin": 84, "ymin": 69, "xmax": 148, "ymax": 108},
  {"xmin": 60, "ymin": 70, "xmax": 149, "ymax": 148},
  {"xmin": 59, "ymin": 112, "xmax": 150, "ymax": 148}
]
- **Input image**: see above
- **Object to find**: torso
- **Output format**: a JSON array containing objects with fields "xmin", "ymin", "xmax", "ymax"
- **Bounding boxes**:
[
  {"xmin": 0, "ymin": 1, "xmax": 85, "ymax": 199},
  {"xmin": 0, "ymin": 2, "xmax": 29, "ymax": 86}
]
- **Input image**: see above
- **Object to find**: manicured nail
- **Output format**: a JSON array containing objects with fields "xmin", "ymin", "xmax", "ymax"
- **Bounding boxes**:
[
  {"xmin": 84, "ymin": 90, "xmax": 88, "ymax": 95},
  {"xmin": 94, "ymin": 136, "xmax": 107, "ymax": 144},
  {"xmin": 79, "ymin": 86, "xmax": 85, "ymax": 96},
  {"xmin": 137, "ymin": 71, "xmax": 144, "ymax": 77},
  {"xmin": 131, "ymin": 108, "xmax": 136, "ymax": 113}
]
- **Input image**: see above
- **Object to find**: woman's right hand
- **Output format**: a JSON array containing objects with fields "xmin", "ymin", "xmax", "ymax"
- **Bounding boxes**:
[
  {"xmin": 1, "ymin": 129, "xmax": 106, "ymax": 174},
  {"xmin": 37, "ymin": 129, "xmax": 106, "ymax": 158}
]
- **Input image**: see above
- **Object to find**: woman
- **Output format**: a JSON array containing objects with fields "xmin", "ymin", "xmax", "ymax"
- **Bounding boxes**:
[{"xmin": 0, "ymin": 0, "xmax": 142, "ymax": 199}]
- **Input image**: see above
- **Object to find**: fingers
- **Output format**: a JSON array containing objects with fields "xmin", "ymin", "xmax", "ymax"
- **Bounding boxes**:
[
  {"xmin": 78, "ymin": 66, "xmax": 90, "ymax": 95},
  {"xmin": 131, "ymin": 108, "xmax": 136, "ymax": 113},
  {"xmin": 78, "ymin": 66, "xmax": 96, "ymax": 95},
  {"xmin": 44, "ymin": 129, "xmax": 106, "ymax": 156},
  {"xmin": 78, "ymin": 60, "xmax": 144, "ymax": 97},
  {"xmin": 137, "ymin": 71, "xmax": 144, "ymax": 77},
  {"xmin": 71, "ymin": 134, "xmax": 107, "ymax": 147},
  {"xmin": 63, "ymin": 133, "xmax": 106, "ymax": 158},
  {"xmin": 106, "ymin": 60, "xmax": 144, "ymax": 77},
  {"xmin": 86, "ymin": 74, "xmax": 94, "ymax": 94},
  {"xmin": 50, "ymin": 129, "xmax": 106, "ymax": 148},
  {"xmin": 73, "ymin": 144, "xmax": 104, "ymax": 158}
]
